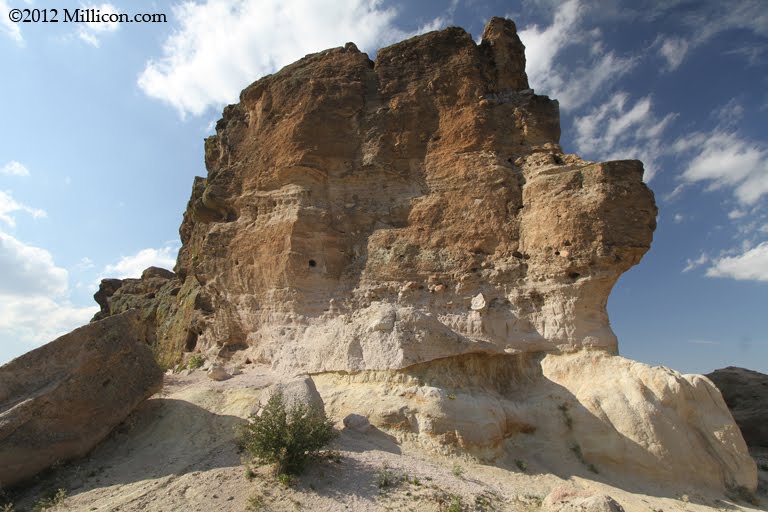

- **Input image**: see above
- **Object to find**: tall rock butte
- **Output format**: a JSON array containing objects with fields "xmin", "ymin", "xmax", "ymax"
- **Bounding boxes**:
[
  {"xmin": 89, "ymin": 18, "xmax": 756, "ymax": 490},
  {"xmin": 100, "ymin": 18, "xmax": 657, "ymax": 370}
]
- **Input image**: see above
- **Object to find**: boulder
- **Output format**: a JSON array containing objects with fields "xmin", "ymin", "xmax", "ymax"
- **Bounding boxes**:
[
  {"xmin": 0, "ymin": 310, "xmax": 163, "ymax": 488},
  {"xmin": 706, "ymin": 366, "xmax": 768, "ymax": 447},
  {"xmin": 207, "ymin": 364, "xmax": 232, "ymax": 381},
  {"xmin": 543, "ymin": 487, "xmax": 624, "ymax": 512},
  {"xmin": 541, "ymin": 352, "xmax": 757, "ymax": 490},
  {"xmin": 343, "ymin": 413, "xmax": 371, "ymax": 433}
]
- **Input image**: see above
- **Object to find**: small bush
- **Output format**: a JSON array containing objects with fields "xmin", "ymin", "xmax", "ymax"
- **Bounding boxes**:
[
  {"xmin": 237, "ymin": 391, "xmax": 337, "ymax": 476},
  {"xmin": 514, "ymin": 459, "xmax": 527, "ymax": 472},
  {"xmin": 570, "ymin": 443, "xmax": 599, "ymax": 474},
  {"xmin": 187, "ymin": 354, "xmax": 206, "ymax": 370},
  {"xmin": 377, "ymin": 464, "xmax": 402, "ymax": 489},
  {"xmin": 32, "ymin": 488, "xmax": 67, "ymax": 512},
  {"xmin": 452, "ymin": 464, "xmax": 464, "ymax": 478}
]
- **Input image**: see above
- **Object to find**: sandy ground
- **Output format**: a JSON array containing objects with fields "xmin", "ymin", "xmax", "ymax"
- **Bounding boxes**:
[{"xmin": 6, "ymin": 363, "xmax": 768, "ymax": 512}]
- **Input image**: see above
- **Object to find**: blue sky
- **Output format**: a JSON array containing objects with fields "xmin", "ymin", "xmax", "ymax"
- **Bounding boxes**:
[{"xmin": 1, "ymin": 0, "xmax": 766, "ymax": 373}]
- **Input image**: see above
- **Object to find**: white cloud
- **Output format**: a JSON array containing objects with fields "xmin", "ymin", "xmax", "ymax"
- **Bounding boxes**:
[
  {"xmin": 0, "ymin": 189, "xmax": 47, "ymax": 227},
  {"xmin": 673, "ymin": 213, "xmax": 684, "ymax": 223},
  {"xmin": 683, "ymin": 252, "xmax": 709, "ymax": 273},
  {"xmin": 0, "ymin": 296, "xmax": 98, "ymax": 347},
  {"xmin": 1, "ymin": 161, "xmax": 30, "ymax": 176},
  {"xmin": 0, "ymin": 0, "xmax": 23, "ymax": 44},
  {"xmin": 76, "ymin": 256, "xmax": 95, "ymax": 271},
  {"xmin": 101, "ymin": 242, "xmax": 180, "ymax": 279},
  {"xmin": 77, "ymin": 3, "xmax": 121, "ymax": 47},
  {"xmin": 0, "ymin": 230, "xmax": 97, "ymax": 347},
  {"xmin": 573, "ymin": 92, "xmax": 675, "ymax": 180},
  {"xmin": 706, "ymin": 242, "xmax": 768, "ymax": 282},
  {"xmin": 658, "ymin": 37, "xmax": 688, "ymax": 70},
  {"xmin": 138, "ymin": 0, "xmax": 449, "ymax": 117},
  {"xmin": 675, "ymin": 131, "xmax": 768, "ymax": 206},
  {"xmin": 518, "ymin": 0, "xmax": 636, "ymax": 110},
  {"xmin": 0, "ymin": 231, "xmax": 67, "ymax": 296},
  {"xmin": 728, "ymin": 209, "xmax": 747, "ymax": 220}
]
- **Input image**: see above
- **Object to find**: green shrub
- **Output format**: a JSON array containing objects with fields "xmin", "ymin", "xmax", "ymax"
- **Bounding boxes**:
[
  {"xmin": 237, "ymin": 391, "xmax": 337, "ymax": 475},
  {"xmin": 32, "ymin": 488, "xmax": 67, "ymax": 512},
  {"xmin": 187, "ymin": 354, "xmax": 206, "ymax": 370}
]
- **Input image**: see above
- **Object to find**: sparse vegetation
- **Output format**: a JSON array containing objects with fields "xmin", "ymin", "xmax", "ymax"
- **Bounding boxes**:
[
  {"xmin": 473, "ymin": 494, "xmax": 494, "ymax": 511},
  {"xmin": 277, "ymin": 473, "xmax": 295, "ymax": 487},
  {"xmin": 1, "ymin": 503, "xmax": 14, "ymax": 512},
  {"xmin": 435, "ymin": 493, "xmax": 465, "ymax": 512},
  {"xmin": 244, "ymin": 465, "xmax": 256, "ymax": 480},
  {"xmin": 32, "ymin": 488, "xmax": 67, "ymax": 512},
  {"xmin": 187, "ymin": 354, "xmax": 206, "ymax": 370},
  {"xmin": 236, "ymin": 391, "xmax": 337, "ymax": 476},
  {"xmin": 514, "ymin": 459, "xmax": 527, "ymax": 472},
  {"xmin": 377, "ymin": 464, "xmax": 402, "ymax": 489},
  {"xmin": 452, "ymin": 463, "xmax": 464, "ymax": 478},
  {"xmin": 570, "ymin": 443, "xmax": 598, "ymax": 474},
  {"xmin": 246, "ymin": 493, "xmax": 266, "ymax": 511},
  {"xmin": 557, "ymin": 403, "xmax": 573, "ymax": 430},
  {"xmin": 447, "ymin": 392, "xmax": 457, "ymax": 400}
]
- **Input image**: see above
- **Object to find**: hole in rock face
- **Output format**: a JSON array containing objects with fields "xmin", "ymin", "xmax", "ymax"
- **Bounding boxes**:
[
  {"xmin": 308, "ymin": 259, "xmax": 317, "ymax": 268},
  {"xmin": 569, "ymin": 272, "xmax": 581, "ymax": 279},
  {"xmin": 185, "ymin": 330, "xmax": 199, "ymax": 352}
]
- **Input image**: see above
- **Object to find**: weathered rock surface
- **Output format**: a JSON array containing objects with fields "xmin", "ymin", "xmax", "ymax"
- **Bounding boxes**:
[
  {"xmin": 77, "ymin": 17, "xmax": 754, "ymax": 492},
  {"xmin": 95, "ymin": 18, "xmax": 655, "ymax": 372},
  {"xmin": 0, "ymin": 310, "xmax": 163, "ymax": 488},
  {"xmin": 315, "ymin": 351, "xmax": 757, "ymax": 490},
  {"xmin": 707, "ymin": 367, "xmax": 768, "ymax": 447}
]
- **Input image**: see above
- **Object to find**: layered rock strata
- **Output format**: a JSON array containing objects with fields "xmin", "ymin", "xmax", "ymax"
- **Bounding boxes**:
[{"xmin": 97, "ymin": 18, "xmax": 656, "ymax": 371}]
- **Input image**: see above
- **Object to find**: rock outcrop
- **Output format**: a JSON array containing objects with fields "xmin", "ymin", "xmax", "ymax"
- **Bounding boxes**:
[
  {"xmin": 0, "ymin": 310, "xmax": 163, "ymax": 488},
  {"xmin": 707, "ymin": 367, "xmax": 768, "ymax": 447},
  {"xmin": 77, "ymin": 17, "xmax": 754, "ymax": 491}
]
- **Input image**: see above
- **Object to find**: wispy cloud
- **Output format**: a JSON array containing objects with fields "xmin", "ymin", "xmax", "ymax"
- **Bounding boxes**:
[
  {"xmin": 653, "ymin": 0, "xmax": 768, "ymax": 68},
  {"xmin": 573, "ymin": 92, "xmax": 675, "ymax": 180},
  {"xmin": 1, "ymin": 161, "xmax": 30, "ymax": 177},
  {"xmin": 519, "ymin": 0, "xmax": 636, "ymax": 110},
  {"xmin": 0, "ymin": 190, "xmax": 46, "ymax": 227},
  {"xmin": 76, "ymin": 3, "xmax": 121, "ymax": 47},
  {"xmin": 657, "ymin": 37, "xmax": 689, "ymax": 70},
  {"xmin": 687, "ymin": 339, "xmax": 720, "ymax": 346},
  {"xmin": 683, "ymin": 253, "xmax": 709, "ymax": 273},
  {"xmin": 0, "ymin": 0, "xmax": 24, "ymax": 44}
]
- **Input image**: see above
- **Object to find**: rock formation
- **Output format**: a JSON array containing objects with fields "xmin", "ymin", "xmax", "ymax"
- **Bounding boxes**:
[
  {"xmin": 707, "ymin": 367, "xmax": 768, "ymax": 447},
  {"xmin": 77, "ymin": 17, "xmax": 757, "ymax": 491},
  {"xmin": 0, "ymin": 311, "xmax": 163, "ymax": 488}
]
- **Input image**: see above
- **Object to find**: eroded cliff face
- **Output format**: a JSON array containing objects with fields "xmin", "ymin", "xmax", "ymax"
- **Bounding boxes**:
[
  {"xmin": 96, "ymin": 18, "xmax": 655, "ymax": 372},
  {"xmin": 85, "ymin": 18, "xmax": 756, "ymax": 491}
]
